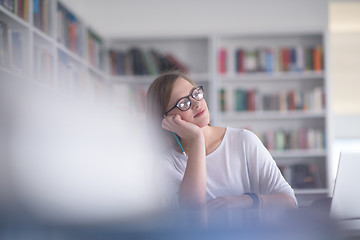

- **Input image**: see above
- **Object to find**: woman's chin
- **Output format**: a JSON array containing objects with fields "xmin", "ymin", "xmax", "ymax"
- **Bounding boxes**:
[{"xmin": 196, "ymin": 119, "xmax": 211, "ymax": 128}]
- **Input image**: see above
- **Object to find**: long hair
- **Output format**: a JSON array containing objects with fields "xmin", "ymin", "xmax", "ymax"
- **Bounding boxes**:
[{"xmin": 146, "ymin": 71, "xmax": 197, "ymax": 150}]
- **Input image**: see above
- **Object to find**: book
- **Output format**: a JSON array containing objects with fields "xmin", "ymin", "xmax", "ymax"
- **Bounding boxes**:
[
  {"xmin": 313, "ymin": 45, "xmax": 323, "ymax": 72},
  {"xmin": 245, "ymin": 50, "xmax": 257, "ymax": 72},
  {"xmin": 219, "ymin": 88, "xmax": 226, "ymax": 112},
  {"xmin": 57, "ymin": 2, "xmax": 83, "ymax": 56},
  {"xmin": 88, "ymin": 29, "xmax": 103, "ymax": 69},
  {"xmin": 235, "ymin": 49, "xmax": 245, "ymax": 73},
  {"xmin": 0, "ymin": 20, "xmax": 9, "ymax": 67},
  {"xmin": 166, "ymin": 53, "xmax": 188, "ymax": 73},
  {"xmin": 290, "ymin": 164, "xmax": 323, "ymax": 189},
  {"xmin": 247, "ymin": 89, "xmax": 256, "ymax": 111},
  {"xmin": 264, "ymin": 49, "xmax": 274, "ymax": 73},
  {"xmin": 8, "ymin": 29, "xmax": 23, "ymax": 72},
  {"xmin": 234, "ymin": 89, "xmax": 248, "ymax": 111},
  {"xmin": 218, "ymin": 48, "xmax": 227, "ymax": 74},
  {"xmin": 296, "ymin": 46, "xmax": 304, "ymax": 71}
]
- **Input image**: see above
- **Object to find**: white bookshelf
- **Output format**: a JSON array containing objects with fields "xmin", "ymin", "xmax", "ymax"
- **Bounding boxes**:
[
  {"xmin": 213, "ymin": 32, "xmax": 330, "ymax": 206},
  {"xmin": 0, "ymin": 0, "xmax": 107, "ymax": 102}
]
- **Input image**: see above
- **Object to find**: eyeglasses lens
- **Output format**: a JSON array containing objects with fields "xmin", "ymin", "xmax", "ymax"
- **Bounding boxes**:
[
  {"xmin": 193, "ymin": 88, "xmax": 204, "ymax": 100},
  {"xmin": 178, "ymin": 87, "xmax": 204, "ymax": 111}
]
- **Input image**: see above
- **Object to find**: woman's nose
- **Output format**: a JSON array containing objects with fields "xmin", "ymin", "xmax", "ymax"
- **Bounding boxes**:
[{"xmin": 191, "ymin": 98, "xmax": 201, "ymax": 109}]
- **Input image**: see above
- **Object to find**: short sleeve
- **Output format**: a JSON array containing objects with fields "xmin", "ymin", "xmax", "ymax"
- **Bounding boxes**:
[{"xmin": 242, "ymin": 129, "xmax": 298, "ymax": 206}]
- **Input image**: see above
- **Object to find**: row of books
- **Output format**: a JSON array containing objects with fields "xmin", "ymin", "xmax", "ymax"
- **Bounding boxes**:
[
  {"xmin": 279, "ymin": 164, "xmax": 322, "ymax": 189},
  {"xmin": 111, "ymin": 83, "xmax": 147, "ymax": 114},
  {"xmin": 34, "ymin": 45, "xmax": 53, "ymax": 85},
  {"xmin": 87, "ymin": 29, "xmax": 103, "ymax": 69},
  {"xmin": 57, "ymin": 2, "xmax": 83, "ymax": 56},
  {"xmin": 218, "ymin": 46, "xmax": 323, "ymax": 74},
  {"xmin": 33, "ymin": 0, "xmax": 51, "ymax": 34},
  {"xmin": 255, "ymin": 128, "xmax": 325, "ymax": 151},
  {"xmin": 219, "ymin": 87, "xmax": 325, "ymax": 112},
  {"xmin": 109, "ymin": 48, "xmax": 188, "ymax": 76},
  {"xmin": 0, "ymin": 0, "xmax": 29, "ymax": 20},
  {"xmin": 0, "ymin": 20, "xmax": 23, "ymax": 71}
]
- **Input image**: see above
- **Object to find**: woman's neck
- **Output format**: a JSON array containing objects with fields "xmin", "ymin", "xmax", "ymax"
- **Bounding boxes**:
[{"xmin": 180, "ymin": 125, "xmax": 225, "ymax": 156}]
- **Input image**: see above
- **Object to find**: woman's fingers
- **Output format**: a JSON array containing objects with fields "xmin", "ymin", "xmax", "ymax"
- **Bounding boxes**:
[
  {"xmin": 172, "ymin": 114, "xmax": 183, "ymax": 124},
  {"xmin": 162, "ymin": 115, "xmax": 184, "ymax": 130},
  {"xmin": 161, "ymin": 115, "xmax": 179, "ymax": 131},
  {"xmin": 161, "ymin": 114, "xmax": 202, "ymax": 141}
]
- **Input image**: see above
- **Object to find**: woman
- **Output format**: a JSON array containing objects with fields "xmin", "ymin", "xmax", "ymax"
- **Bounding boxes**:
[{"xmin": 146, "ymin": 71, "xmax": 297, "ymax": 210}]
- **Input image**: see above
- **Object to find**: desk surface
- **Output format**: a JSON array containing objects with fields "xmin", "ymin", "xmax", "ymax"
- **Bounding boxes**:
[{"xmin": 1, "ymin": 207, "xmax": 354, "ymax": 240}]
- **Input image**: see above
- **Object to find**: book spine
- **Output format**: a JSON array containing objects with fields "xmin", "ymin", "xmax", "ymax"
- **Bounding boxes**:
[
  {"xmin": 313, "ymin": 45, "xmax": 323, "ymax": 72},
  {"xmin": 219, "ymin": 88, "xmax": 226, "ymax": 112},
  {"xmin": 218, "ymin": 48, "xmax": 227, "ymax": 74}
]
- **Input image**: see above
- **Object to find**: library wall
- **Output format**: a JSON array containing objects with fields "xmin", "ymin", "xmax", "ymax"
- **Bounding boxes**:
[{"xmin": 61, "ymin": 0, "xmax": 328, "ymax": 38}]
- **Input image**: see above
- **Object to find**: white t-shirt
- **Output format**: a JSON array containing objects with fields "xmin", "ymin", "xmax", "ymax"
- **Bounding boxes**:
[{"xmin": 160, "ymin": 127, "xmax": 297, "ymax": 207}]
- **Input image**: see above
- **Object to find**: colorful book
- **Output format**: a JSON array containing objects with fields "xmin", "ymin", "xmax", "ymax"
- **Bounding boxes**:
[{"xmin": 218, "ymin": 48, "xmax": 227, "ymax": 74}]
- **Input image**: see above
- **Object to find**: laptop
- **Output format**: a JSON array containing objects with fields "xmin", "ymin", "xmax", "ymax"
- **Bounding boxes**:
[{"xmin": 330, "ymin": 151, "xmax": 360, "ymax": 231}]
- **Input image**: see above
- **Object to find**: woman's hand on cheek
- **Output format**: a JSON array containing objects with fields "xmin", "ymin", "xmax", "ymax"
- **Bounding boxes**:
[{"xmin": 161, "ymin": 114, "xmax": 202, "ymax": 141}]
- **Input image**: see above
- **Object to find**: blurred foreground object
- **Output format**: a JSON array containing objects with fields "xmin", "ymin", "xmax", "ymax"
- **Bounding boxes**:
[{"xmin": 1, "ymin": 82, "xmax": 162, "ymax": 224}]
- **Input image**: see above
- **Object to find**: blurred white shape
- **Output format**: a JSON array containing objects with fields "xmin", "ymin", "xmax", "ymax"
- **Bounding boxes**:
[{"xmin": 7, "ymin": 90, "xmax": 163, "ymax": 223}]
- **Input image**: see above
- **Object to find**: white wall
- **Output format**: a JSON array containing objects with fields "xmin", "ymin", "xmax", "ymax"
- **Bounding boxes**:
[
  {"xmin": 61, "ymin": 0, "xmax": 328, "ymax": 38},
  {"xmin": 329, "ymin": 1, "xmax": 360, "ymax": 186},
  {"xmin": 329, "ymin": 1, "xmax": 360, "ymax": 138}
]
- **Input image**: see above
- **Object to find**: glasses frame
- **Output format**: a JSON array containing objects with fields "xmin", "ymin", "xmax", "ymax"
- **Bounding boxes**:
[{"xmin": 164, "ymin": 86, "xmax": 204, "ymax": 116}]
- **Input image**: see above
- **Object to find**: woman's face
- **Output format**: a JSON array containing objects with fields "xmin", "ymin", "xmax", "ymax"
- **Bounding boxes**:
[{"xmin": 165, "ymin": 78, "xmax": 210, "ymax": 128}]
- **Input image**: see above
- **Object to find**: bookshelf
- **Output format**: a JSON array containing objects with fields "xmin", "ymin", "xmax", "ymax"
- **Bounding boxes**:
[
  {"xmin": 0, "ymin": 0, "xmax": 107, "ymax": 103},
  {"xmin": 213, "ymin": 32, "xmax": 330, "ymax": 206},
  {"xmin": 0, "ymin": 1, "xmax": 331, "ymax": 207}
]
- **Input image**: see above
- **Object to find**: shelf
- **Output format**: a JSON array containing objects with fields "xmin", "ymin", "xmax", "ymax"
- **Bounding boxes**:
[
  {"xmin": 57, "ymin": 43, "xmax": 84, "ymax": 64},
  {"xmin": 57, "ymin": 44, "xmax": 106, "ymax": 78},
  {"xmin": 218, "ymin": 71, "xmax": 324, "ymax": 82},
  {"xmin": 220, "ymin": 110, "xmax": 326, "ymax": 120},
  {"xmin": 33, "ymin": 27, "xmax": 56, "ymax": 45},
  {"xmin": 271, "ymin": 149, "xmax": 327, "ymax": 158},
  {"xmin": 110, "ymin": 73, "xmax": 210, "ymax": 85},
  {"xmin": 88, "ymin": 67, "xmax": 107, "ymax": 79},
  {"xmin": 0, "ymin": 65, "xmax": 28, "ymax": 82},
  {"xmin": 294, "ymin": 188, "xmax": 329, "ymax": 195},
  {"xmin": 0, "ymin": 5, "xmax": 29, "ymax": 28}
]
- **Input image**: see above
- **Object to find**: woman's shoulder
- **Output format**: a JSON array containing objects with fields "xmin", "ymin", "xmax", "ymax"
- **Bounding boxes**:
[
  {"xmin": 224, "ymin": 127, "xmax": 262, "ymax": 145},
  {"xmin": 226, "ymin": 127, "xmax": 255, "ymax": 138}
]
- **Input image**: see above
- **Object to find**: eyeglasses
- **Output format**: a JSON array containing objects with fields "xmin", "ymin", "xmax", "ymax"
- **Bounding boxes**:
[{"xmin": 164, "ymin": 86, "xmax": 204, "ymax": 116}]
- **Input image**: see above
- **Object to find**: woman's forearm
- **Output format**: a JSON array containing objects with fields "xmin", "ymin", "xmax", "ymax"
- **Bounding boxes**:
[
  {"xmin": 178, "ymin": 135, "xmax": 206, "ymax": 208},
  {"xmin": 259, "ymin": 192, "xmax": 297, "ymax": 209}
]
